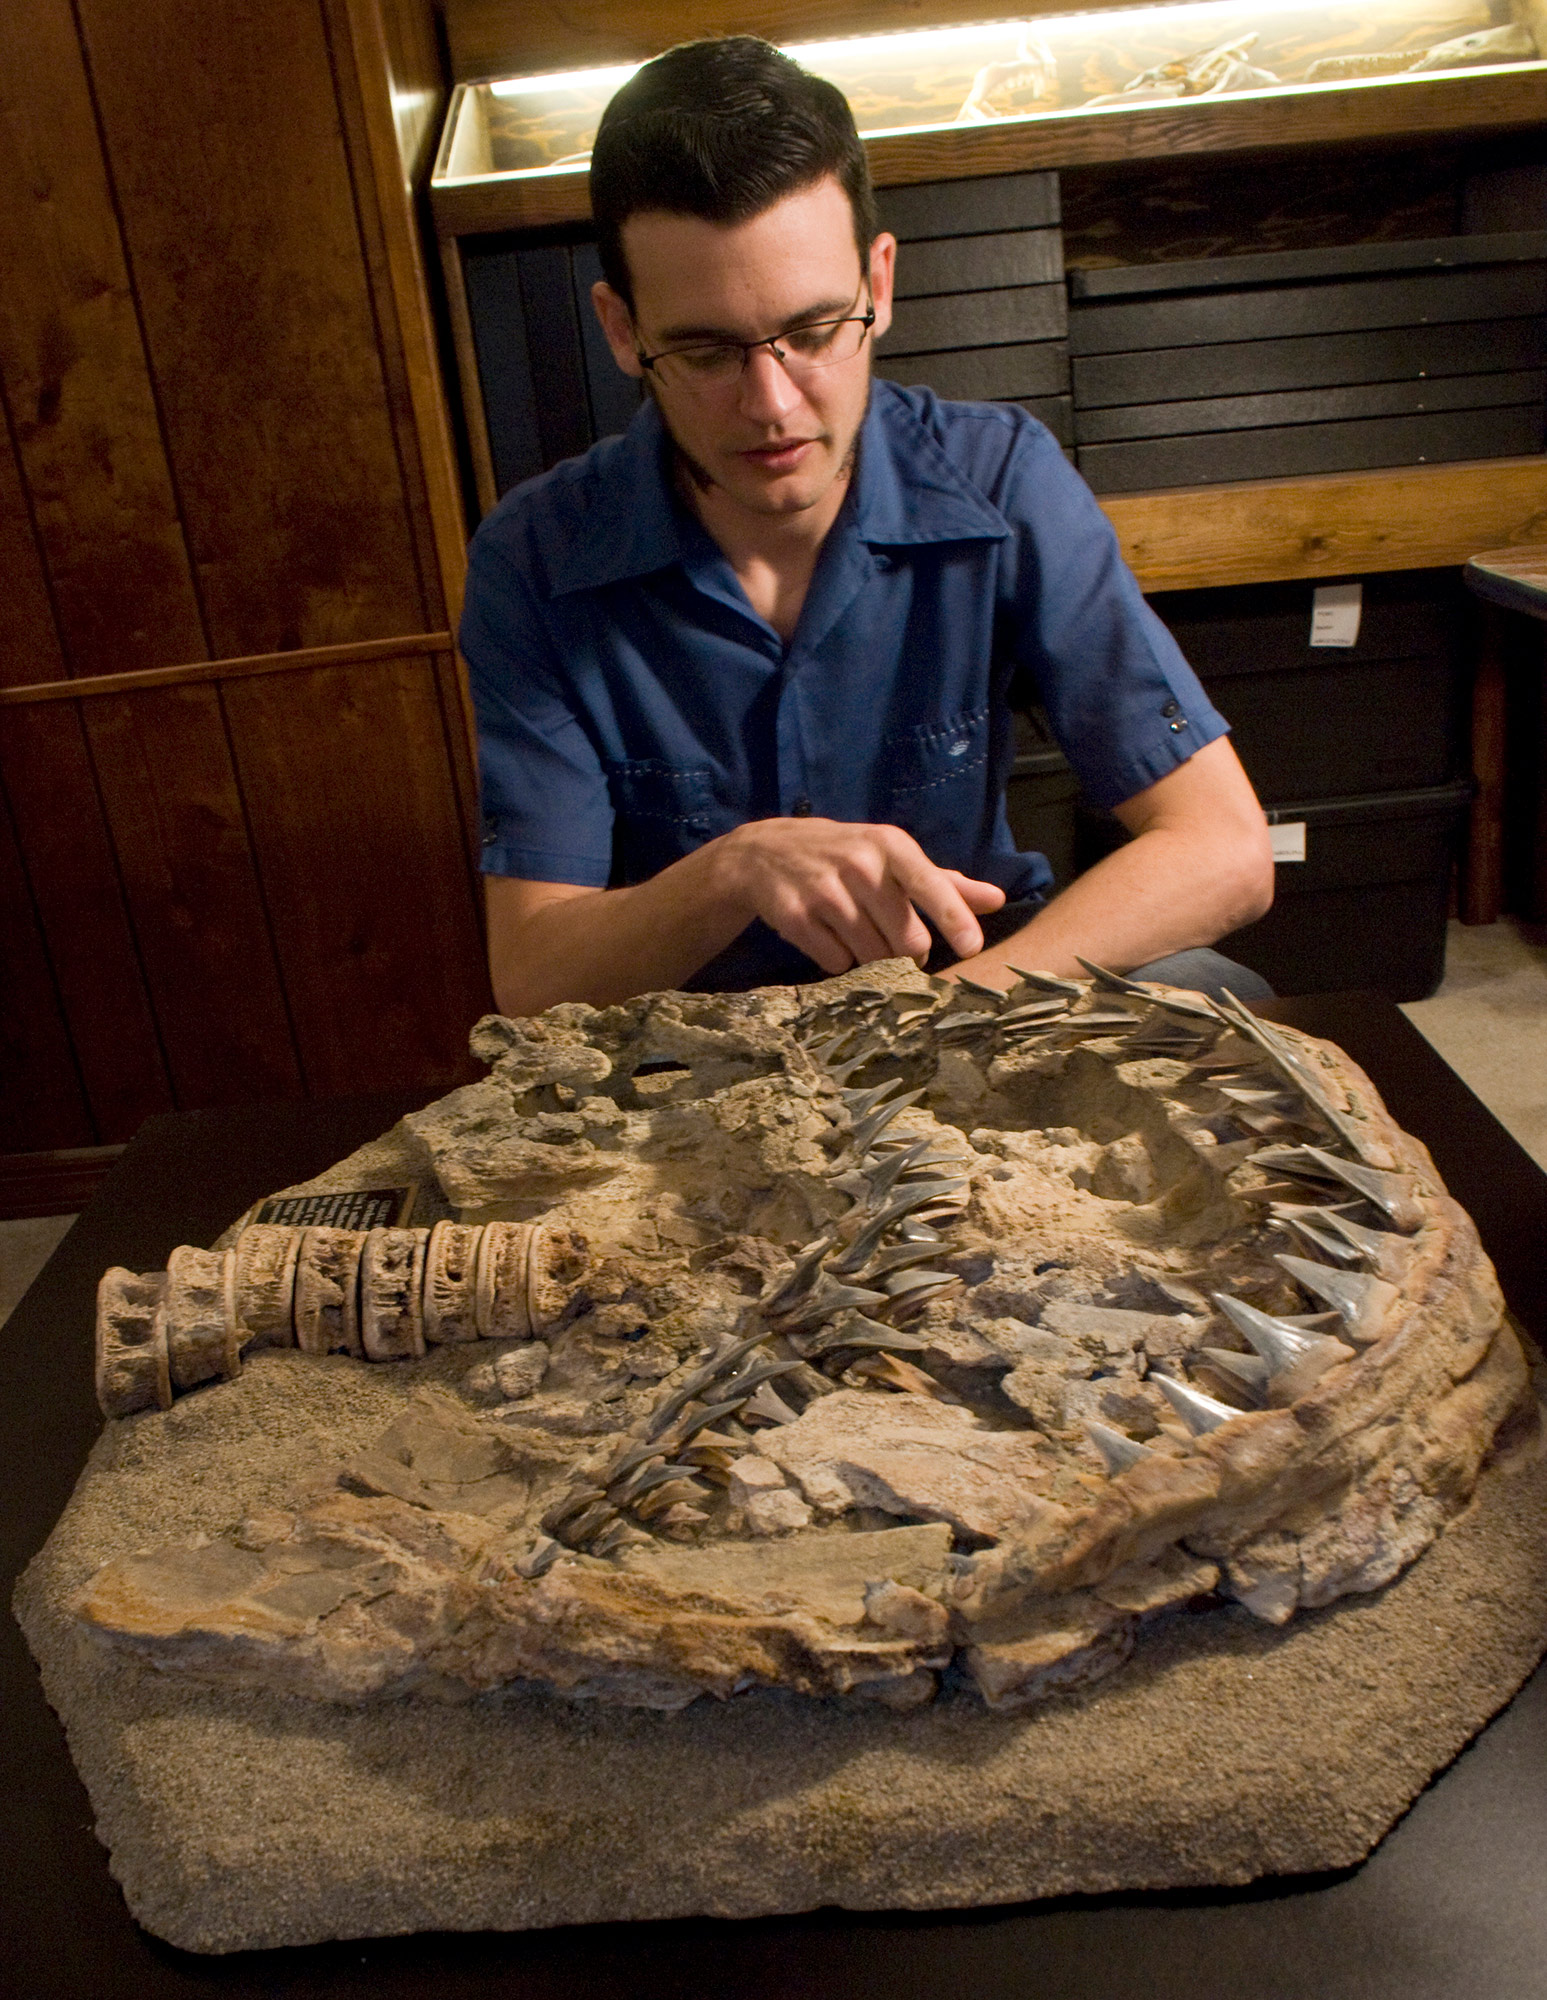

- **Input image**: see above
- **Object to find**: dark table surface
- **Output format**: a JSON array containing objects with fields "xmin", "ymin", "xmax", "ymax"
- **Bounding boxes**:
[{"xmin": 6, "ymin": 994, "xmax": 1547, "ymax": 1999}]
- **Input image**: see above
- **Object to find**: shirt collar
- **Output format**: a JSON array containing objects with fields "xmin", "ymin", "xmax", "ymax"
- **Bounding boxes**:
[{"xmin": 541, "ymin": 378, "xmax": 1008, "ymax": 599}]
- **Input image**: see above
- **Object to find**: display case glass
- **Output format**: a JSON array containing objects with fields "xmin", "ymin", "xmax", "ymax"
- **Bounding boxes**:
[{"xmin": 433, "ymin": 1, "xmax": 1546, "ymax": 191}]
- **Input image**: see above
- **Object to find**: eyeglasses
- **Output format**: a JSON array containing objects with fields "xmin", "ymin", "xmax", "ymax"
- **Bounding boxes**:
[{"xmin": 636, "ymin": 291, "xmax": 876, "ymax": 393}]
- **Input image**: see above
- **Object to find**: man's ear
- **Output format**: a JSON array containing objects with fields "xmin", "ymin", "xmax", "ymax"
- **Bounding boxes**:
[
  {"xmin": 867, "ymin": 231, "xmax": 897, "ymax": 343},
  {"xmin": 591, "ymin": 280, "xmax": 645, "ymax": 379}
]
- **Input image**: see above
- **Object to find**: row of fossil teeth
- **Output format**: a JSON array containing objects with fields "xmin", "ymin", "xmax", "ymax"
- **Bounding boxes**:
[
  {"xmin": 93, "ymin": 1219, "xmax": 583, "ymax": 1420},
  {"xmin": 809, "ymin": 974, "xmax": 1417, "ymax": 1485},
  {"xmin": 532, "ymin": 1065, "xmax": 976, "ymax": 1563},
  {"xmin": 1084, "ymin": 1289, "xmax": 1364, "ymax": 1473},
  {"xmin": 532, "ymin": 1323, "xmax": 822, "ymax": 1567}
]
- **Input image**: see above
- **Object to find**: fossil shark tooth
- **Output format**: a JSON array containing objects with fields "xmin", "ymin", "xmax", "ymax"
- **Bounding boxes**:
[
  {"xmin": 541, "ymin": 1483, "xmax": 608, "ymax": 1534},
  {"xmin": 835, "ymin": 1170, "xmax": 957, "ymax": 1270},
  {"xmin": 1214, "ymin": 994, "xmax": 1385, "ymax": 1163},
  {"xmin": 1320, "ymin": 1209, "xmax": 1415, "ymax": 1278},
  {"xmin": 1199, "ymin": 1347, "xmax": 1269, "ymax": 1401},
  {"xmin": 742, "ymin": 1380, "xmax": 800, "ymax": 1426},
  {"xmin": 931, "ymin": 1010, "xmax": 996, "ymax": 1035},
  {"xmin": 860, "ymin": 1240, "xmax": 959, "ymax": 1281},
  {"xmin": 1155, "ymin": 1373, "xmax": 1241, "ymax": 1434},
  {"xmin": 1003, "ymin": 965, "xmax": 1083, "ymax": 996},
  {"xmin": 761, "ymin": 1235, "xmax": 837, "ymax": 1315},
  {"xmin": 996, "ymin": 999, "xmax": 1072, "ymax": 1025},
  {"xmin": 771, "ymin": 1275, "xmax": 890, "ymax": 1334},
  {"xmin": 632, "ymin": 1477, "xmax": 710, "ymax": 1522},
  {"xmin": 513, "ymin": 1534, "xmax": 562, "ymax": 1579},
  {"xmin": 852, "ymin": 1088, "xmax": 927, "ymax": 1153},
  {"xmin": 855, "ymin": 1136, "xmax": 935, "ymax": 1206},
  {"xmin": 610, "ymin": 1458, "xmax": 701, "ymax": 1507},
  {"xmin": 1298, "ymin": 1146, "xmax": 1424, "ymax": 1232},
  {"xmin": 645, "ymin": 1329, "xmax": 774, "ymax": 1437},
  {"xmin": 1085, "ymin": 1419, "xmax": 1156, "ymax": 1473},
  {"xmin": 1213, "ymin": 1292, "xmax": 1333, "ymax": 1375},
  {"xmin": 1274, "ymin": 1255, "xmax": 1398, "ymax": 1344},
  {"xmin": 718, "ymin": 1355, "xmax": 806, "ymax": 1401},
  {"xmin": 1075, "ymin": 957, "xmax": 1221, "ymax": 1022},
  {"xmin": 802, "ymin": 1312, "xmax": 930, "ymax": 1357},
  {"xmin": 1267, "ymin": 1205, "xmax": 1365, "ymax": 1267},
  {"xmin": 881, "ymin": 1267, "xmax": 961, "ymax": 1303},
  {"xmin": 954, "ymin": 974, "xmax": 1014, "ymax": 1001},
  {"xmin": 560, "ymin": 1498, "xmax": 620, "ymax": 1545},
  {"xmin": 842, "ymin": 1078, "xmax": 910, "ymax": 1119}
]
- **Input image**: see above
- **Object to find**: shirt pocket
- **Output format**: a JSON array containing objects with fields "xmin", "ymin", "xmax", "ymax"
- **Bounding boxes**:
[
  {"xmin": 879, "ymin": 706, "xmax": 992, "ymax": 858},
  {"xmin": 604, "ymin": 759, "xmax": 720, "ymax": 885}
]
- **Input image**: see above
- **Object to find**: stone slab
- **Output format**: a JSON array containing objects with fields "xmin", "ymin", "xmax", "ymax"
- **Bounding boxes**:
[{"xmin": 15, "ymin": 1347, "xmax": 1547, "ymax": 1955}]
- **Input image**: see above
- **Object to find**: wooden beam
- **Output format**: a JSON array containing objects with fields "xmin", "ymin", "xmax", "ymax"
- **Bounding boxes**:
[{"xmin": 1103, "ymin": 457, "xmax": 1547, "ymax": 594}]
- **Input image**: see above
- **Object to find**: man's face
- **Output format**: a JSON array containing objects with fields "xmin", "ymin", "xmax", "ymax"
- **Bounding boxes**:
[{"xmin": 594, "ymin": 176, "xmax": 895, "ymax": 525}]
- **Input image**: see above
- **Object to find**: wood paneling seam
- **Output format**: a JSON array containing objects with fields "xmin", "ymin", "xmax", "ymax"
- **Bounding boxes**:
[{"xmin": 0, "ymin": 632, "xmax": 454, "ymax": 707}]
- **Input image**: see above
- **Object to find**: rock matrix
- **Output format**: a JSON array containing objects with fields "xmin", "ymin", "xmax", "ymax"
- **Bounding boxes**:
[{"xmin": 74, "ymin": 962, "xmax": 1528, "ymax": 1714}]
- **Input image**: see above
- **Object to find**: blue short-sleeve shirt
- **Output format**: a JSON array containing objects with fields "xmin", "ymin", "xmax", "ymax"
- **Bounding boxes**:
[{"xmin": 462, "ymin": 379, "xmax": 1227, "ymax": 988}]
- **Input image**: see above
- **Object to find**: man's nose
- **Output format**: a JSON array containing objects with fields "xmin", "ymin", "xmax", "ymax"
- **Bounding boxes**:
[{"xmin": 736, "ymin": 342, "xmax": 804, "ymax": 423}]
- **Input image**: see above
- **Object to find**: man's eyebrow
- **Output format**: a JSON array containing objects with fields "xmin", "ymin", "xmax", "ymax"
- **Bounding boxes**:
[{"xmin": 652, "ymin": 295, "xmax": 859, "ymax": 345}]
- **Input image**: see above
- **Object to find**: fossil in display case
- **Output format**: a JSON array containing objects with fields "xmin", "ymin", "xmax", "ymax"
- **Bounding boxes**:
[
  {"xmin": 437, "ymin": 2, "xmax": 1547, "ymax": 189},
  {"xmin": 74, "ymin": 961, "xmax": 1529, "ymax": 1715}
]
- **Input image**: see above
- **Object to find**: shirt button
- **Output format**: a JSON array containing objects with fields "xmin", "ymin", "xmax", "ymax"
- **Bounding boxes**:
[
  {"xmin": 791, "ymin": 796, "xmax": 813, "ymax": 817},
  {"xmin": 1161, "ymin": 700, "xmax": 1180, "ymax": 718}
]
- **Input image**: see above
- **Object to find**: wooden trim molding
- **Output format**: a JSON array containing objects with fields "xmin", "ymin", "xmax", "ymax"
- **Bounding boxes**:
[
  {"xmin": 1102, "ymin": 457, "xmax": 1547, "ymax": 594},
  {"xmin": 339, "ymin": 0, "xmax": 471, "ymax": 634},
  {"xmin": 0, "ymin": 1145, "xmax": 123, "ymax": 1221},
  {"xmin": 0, "ymin": 632, "xmax": 454, "ymax": 709}
]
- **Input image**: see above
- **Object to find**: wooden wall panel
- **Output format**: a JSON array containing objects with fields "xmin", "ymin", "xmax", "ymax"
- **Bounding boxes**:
[
  {"xmin": 0, "ymin": 0, "xmax": 208, "ymax": 679},
  {"xmin": 0, "ymin": 414, "xmax": 65, "ymax": 690},
  {"xmin": 71, "ymin": 0, "xmax": 429, "ymax": 656},
  {"xmin": 0, "ymin": 787, "xmax": 94, "ymax": 1154},
  {"xmin": 83, "ymin": 685, "xmax": 305, "ymax": 1107},
  {"xmin": 0, "ymin": 705, "xmax": 173, "ymax": 1142},
  {"xmin": 223, "ymin": 654, "xmax": 489, "ymax": 1098}
]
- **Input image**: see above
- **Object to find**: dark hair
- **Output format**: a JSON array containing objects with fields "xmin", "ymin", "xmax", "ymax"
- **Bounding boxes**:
[{"xmin": 589, "ymin": 36, "xmax": 877, "ymax": 310}]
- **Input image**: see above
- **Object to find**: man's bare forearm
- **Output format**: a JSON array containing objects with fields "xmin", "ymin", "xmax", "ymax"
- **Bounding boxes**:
[
  {"xmin": 949, "ymin": 820, "xmax": 1274, "ymax": 988},
  {"xmin": 487, "ymin": 849, "xmax": 751, "ymax": 1016},
  {"xmin": 487, "ymin": 818, "xmax": 1008, "ymax": 1017}
]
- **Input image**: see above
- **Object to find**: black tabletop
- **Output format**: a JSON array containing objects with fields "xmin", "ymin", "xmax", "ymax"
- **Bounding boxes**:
[{"xmin": 5, "ymin": 995, "xmax": 1547, "ymax": 1999}]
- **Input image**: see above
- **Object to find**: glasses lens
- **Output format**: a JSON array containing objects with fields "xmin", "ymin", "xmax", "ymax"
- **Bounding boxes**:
[
  {"xmin": 653, "ymin": 315, "xmax": 871, "ymax": 391},
  {"xmin": 781, "ymin": 317, "xmax": 870, "ymax": 368},
  {"xmin": 654, "ymin": 344, "xmax": 742, "ymax": 389}
]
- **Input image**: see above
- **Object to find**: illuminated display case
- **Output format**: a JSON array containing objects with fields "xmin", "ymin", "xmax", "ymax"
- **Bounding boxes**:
[{"xmin": 431, "ymin": 1, "xmax": 1547, "ymax": 226}]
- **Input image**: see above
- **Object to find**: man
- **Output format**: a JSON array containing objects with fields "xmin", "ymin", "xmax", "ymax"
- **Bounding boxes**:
[{"xmin": 462, "ymin": 37, "xmax": 1275, "ymax": 1018}]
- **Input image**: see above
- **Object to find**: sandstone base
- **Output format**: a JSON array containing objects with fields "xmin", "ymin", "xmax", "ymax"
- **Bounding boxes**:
[{"xmin": 16, "ymin": 1350, "xmax": 1547, "ymax": 1956}]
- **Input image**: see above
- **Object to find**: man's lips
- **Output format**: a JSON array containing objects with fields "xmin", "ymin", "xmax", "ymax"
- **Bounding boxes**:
[{"xmin": 737, "ymin": 438, "xmax": 819, "ymax": 471}]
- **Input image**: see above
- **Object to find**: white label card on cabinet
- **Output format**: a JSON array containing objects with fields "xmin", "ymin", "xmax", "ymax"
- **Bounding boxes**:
[
  {"xmin": 1310, "ymin": 582, "xmax": 1362, "ymax": 648},
  {"xmin": 1270, "ymin": 821, "xmax": 1307, "ymax": 863}
]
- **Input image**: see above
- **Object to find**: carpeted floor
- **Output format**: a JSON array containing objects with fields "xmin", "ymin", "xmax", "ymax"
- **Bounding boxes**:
[
  {"xmin": 3, "ymin": 917, "xmax": 1544, "ymax": 1333},
  {"xmin": 1402, "ymin": 917, "xmax": 1547, "ymax": 1173}
]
